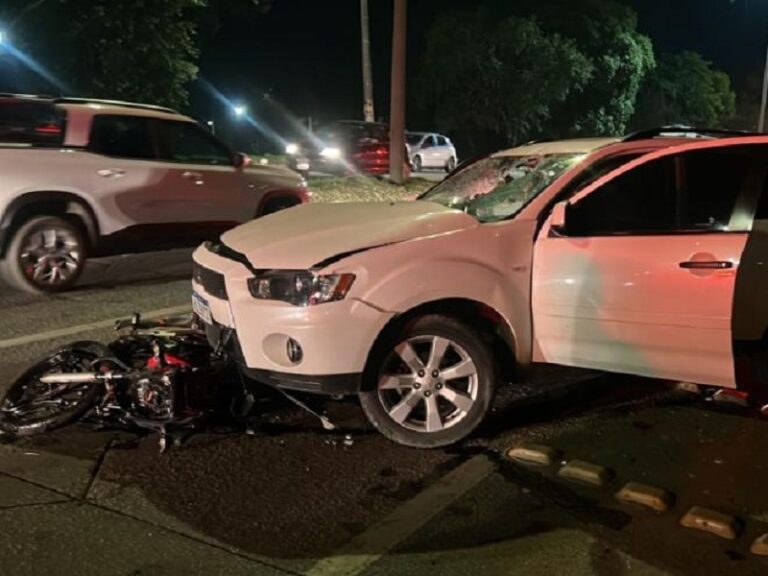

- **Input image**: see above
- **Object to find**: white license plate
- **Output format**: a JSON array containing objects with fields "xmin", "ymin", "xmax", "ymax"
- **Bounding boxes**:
[{"xmin": 192, "ymin": 293, "xmax": 212, "ymax": 325}]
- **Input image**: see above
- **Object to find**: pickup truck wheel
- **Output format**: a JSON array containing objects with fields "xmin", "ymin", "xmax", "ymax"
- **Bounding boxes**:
[
  {"xmin": 359, "ymin": 315, "xmax": 495, "ymax": 448},
  {"xmin": 0, "ymin": 216, "xmax": 86, "ymax": 293}
]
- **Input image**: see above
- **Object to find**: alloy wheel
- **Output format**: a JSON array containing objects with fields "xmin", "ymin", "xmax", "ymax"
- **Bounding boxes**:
[
  {"xmin": 378, "ymin": 335, "xmax": 479, "ymax": 433},
  {"xmin": 19, "ymin": 226, "xmax": 83, "ymax": 287}
]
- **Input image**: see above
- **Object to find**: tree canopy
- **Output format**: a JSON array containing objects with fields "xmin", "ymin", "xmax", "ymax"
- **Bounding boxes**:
[
  {"xmin": 418, "ymin": 0, "xmax": 655, "ymax": 151},
  {"xmin": 631, "ymin": 51, "xmax": 736, "ymax": 129}
]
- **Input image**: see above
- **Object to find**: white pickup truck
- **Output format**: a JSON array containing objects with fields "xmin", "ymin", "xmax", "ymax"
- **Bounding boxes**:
[{"xmin": 0, "ymin": 95, "xmax": 309, "ymax": 293}]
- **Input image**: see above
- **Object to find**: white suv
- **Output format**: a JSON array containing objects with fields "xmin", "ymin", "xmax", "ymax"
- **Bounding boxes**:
[
  {"xmin": 406, "ymin": 132, "xmax": 457, "ymax": 172},
  {"xmin": 0, "ymin": 95, "xmax": 309, "ymax": 293},
  {"xmin": 192, "ymin": 129, "xmax": 768, "ymax": 447}
]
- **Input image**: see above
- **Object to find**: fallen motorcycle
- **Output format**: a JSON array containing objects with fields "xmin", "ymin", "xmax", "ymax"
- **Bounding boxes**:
[{"xmin": 0, "ymin": 313, "xmax": 259, "ymax": 451}]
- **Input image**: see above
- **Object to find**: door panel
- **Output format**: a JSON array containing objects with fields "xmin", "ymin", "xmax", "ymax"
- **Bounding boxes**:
[
  {"xmin": 533, "ymin": 233, "xmax": 747, "ymax": 386},
  {"xmin": 532, "ymin": 144, "xmax": 762, "ymax": 388}
]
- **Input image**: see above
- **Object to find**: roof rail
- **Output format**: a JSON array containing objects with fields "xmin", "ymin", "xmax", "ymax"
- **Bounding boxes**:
[
  {"xmin": 53, "ymin": 97, "xmax": 179, "ymax": 115},
  {"xmin": 623, "ymin": 125, "xmax": 758, "ymax": 142},
  {"xmin": 0, "ymin": 93, "xmax": 57, "ymax": 100}
]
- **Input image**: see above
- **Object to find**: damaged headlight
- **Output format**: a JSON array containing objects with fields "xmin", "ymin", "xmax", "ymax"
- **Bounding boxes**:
[{"xmin": 247, "ymin": 271, "xmax": 356, "ymax": 306}]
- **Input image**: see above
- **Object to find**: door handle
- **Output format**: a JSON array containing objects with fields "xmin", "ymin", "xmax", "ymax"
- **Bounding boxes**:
[
  {"xmin": 679, "ymin": 261, "xmax": 733, "ymax": 270},
  {"xmin": 182, "ymin": 171, "xmax": 204, "ymax": 185},
  {"xmin": 97, "ymin": 168, "xmax": 125, "ymax": 178}
]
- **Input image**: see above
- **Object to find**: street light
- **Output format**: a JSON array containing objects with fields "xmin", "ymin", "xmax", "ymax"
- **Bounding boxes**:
[{"xmin": 233, "ymin": 104, "xmax": 247, "ymax": 118}]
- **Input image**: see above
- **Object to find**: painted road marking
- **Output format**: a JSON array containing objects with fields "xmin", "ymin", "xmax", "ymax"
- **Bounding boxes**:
[
  {"xmin": 0, "ymin": 305, "xmax": 191, "ymax": 350},
  {"xmin": 304, "ymin": 454, "xmax": 495, "ymax": 576}
]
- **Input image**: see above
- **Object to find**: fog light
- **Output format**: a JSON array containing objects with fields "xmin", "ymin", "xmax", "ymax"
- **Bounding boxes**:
[{"xmin": 286, "ymin": 338, "xmax": 303, "ymax": 364}]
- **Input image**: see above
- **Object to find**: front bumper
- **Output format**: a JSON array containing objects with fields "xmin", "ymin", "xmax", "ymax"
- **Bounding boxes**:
[{"xmin": 191, "ymin": 243, "xmax": 395, "ymax": 395}]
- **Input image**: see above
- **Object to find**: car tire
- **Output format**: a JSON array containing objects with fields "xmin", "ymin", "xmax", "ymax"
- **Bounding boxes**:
[
  {"xmin": 359, "ymin": 314, "xmax": 496, "ymax": 448},
  {"xmin": 413, "ymin": 155, "xmax": 423, "ymax": 172},
  {"xmin": 0, "ymin": 216, "xmax": 86, "ymax": 293},
  {"xmin": 446, "ymin": 157, "xmax": 457, "ymax": 173}
]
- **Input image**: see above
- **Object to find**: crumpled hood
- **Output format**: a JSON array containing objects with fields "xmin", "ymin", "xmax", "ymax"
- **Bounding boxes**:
[{"xmin": 220, "ymin": 201, "xmax": 478, "ymax": 269}]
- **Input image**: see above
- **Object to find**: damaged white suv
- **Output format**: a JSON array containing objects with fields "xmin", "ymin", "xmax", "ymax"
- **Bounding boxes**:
[{"xmin": 193, "ymin": 129, "xmax": 768, "ymax": 447}]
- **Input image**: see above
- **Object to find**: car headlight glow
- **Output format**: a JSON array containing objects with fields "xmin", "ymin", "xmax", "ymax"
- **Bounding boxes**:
[
  {"xmin": 320, "ymin": 146, "xmax": 342, "ymax": 160},
  {"xmin": 285, "ymin": 143, "xmax": 299, "ymax": 155},
  {"xmin": 247, "ymin": 271, "xmax": 356, "ymax": 306}
]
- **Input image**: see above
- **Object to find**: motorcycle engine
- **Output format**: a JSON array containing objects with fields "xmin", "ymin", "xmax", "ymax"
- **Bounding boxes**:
[{"xmin": 131, "ymin": 374, "xmax": 175, "ymax": 420}]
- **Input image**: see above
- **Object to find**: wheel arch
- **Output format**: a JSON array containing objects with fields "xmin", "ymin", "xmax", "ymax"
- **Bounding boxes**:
[
  {"xmin": 256, "ymin": 187, "xmax": 309, "ymax": 217},
  {"xmin": 0, "ymin": 191, "xmax": 99, "ymax": 256},
  {"xmin": 361, "ymin": 297, "xmax": 519, "ymax": 390}
]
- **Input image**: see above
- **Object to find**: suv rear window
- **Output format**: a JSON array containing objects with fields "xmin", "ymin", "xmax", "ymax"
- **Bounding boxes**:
[
  {"xmin": 0, "ymin": 99, "xmax": 65, "ymax": 146},
  {"xmin": 89, "ymin": 115, "xmax": 156, "ymax": 160}
]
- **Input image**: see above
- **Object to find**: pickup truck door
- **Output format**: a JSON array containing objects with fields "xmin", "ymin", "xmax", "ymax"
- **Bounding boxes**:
[
  {"xmin": 532, "ymin": 144, "xmax": 766, "ymax": 388},
  {"xmin": 155, "ymin": 120, "xmax": 251, "ymax": 229}
]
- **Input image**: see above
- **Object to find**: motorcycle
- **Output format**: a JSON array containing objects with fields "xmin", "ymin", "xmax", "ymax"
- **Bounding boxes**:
[{"xmin": 0, "ymin": 313, "xmax": 257, "ymax": 451}]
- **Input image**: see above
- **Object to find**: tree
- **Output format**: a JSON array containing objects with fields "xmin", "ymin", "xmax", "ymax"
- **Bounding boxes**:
[
  {"xmin": 631, "ymin": 51, "xmax": 736, "ymax": 129},
  {"xmin": 524, "ymin": 0, "xmax": 655, "ymax": 136},
  {"xmin": 0, "ymin": 0, "xmax": 272, "ymax": 108},
  {"xmin": 418, "ymin": 7, "xmax": 593, "ymax": 151}
]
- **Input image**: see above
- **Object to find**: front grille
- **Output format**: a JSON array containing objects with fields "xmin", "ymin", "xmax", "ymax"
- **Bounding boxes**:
[{"xmin": 193, "ymin": 262, "xmax": 227, "ymax": 299}]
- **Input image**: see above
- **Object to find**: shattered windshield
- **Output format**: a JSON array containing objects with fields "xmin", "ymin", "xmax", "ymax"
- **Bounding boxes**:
[{"xmin": 421, "ymin": 153, "xmax": 585, "ymax": 222}]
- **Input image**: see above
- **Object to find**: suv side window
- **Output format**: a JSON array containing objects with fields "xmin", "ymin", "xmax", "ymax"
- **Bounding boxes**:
[
  {"xmin": 158, "ymin": 121, "xmax": 233, "ymax": 166},
  {"xmin": 89, "ymin": 115, "xmax": 156, "ymax": 160},
  {"xmin": 568, "ymin": 148, "xmax": 753, "ymax": 236}
]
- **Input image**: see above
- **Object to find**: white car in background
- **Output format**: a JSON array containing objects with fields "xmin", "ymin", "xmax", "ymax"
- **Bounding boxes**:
[
  {"xmin": 406, "ymin": 132, "xmax": 457, "ymax": 173},
  {"xmin": 0, "ymin": 95, "xmax": 309, "ymax": 293},
  {"xmin": 192, "ymin": 128, "xmax": 768, "ymax": 448}
]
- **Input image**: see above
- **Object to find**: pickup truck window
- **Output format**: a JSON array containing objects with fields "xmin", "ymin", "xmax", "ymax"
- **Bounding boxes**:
[
  {"xmin": 89, "ymin": 115, "xmax": 156, "ymax": 160},
  {"xmin": 0, "ymin": 100, "xmax": 65, "ymax": 146},
  {"xmin": 158, "ymin": 121, "xmax": 234, "ymax": 166},
  {"xmin": 568, "ymin": 147, "xmax": 753, "ymax": 235}
]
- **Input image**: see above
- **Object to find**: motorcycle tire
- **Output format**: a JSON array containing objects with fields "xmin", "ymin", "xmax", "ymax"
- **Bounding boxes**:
[{"xmin": 0, "ymin": 342, "xmax": 108, "ymax": 437}]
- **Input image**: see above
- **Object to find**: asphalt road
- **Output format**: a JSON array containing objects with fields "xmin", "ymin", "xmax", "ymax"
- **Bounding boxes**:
[{"xmin": 0, "ymin": 249, "xmax": 768, "ymax": 575}]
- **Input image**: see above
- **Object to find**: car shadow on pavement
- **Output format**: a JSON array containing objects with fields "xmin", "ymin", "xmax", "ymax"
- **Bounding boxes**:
[{"xmin": 75, "ymin": 248, "xmax": 194, "ymax": 289}]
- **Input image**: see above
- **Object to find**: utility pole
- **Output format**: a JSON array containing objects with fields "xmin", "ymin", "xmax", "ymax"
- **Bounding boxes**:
[
  {"xmin": 389, "ymin": 0, "xmax": 407, "ymax": 184},
  {"xmin": 760, "ymin": 39, "xmax": 768, "ymax": 131},
  {"xmin": 360, "ymin": 0, "xmax": 375, "ymax": 122}
]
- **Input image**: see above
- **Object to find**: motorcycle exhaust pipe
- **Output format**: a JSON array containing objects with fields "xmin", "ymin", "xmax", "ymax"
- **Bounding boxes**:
[{"xmin": 39, "ymin": 372, "xmax": 100, "ymax": 385}]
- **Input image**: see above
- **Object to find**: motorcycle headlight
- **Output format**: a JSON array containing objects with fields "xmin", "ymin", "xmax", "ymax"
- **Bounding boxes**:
[{"xmin": 247, "ymin": 271, "xmax": 356, "ymax": 306}]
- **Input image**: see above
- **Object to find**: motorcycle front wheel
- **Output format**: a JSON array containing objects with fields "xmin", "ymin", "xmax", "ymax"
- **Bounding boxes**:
[{"xmin": 0, "ymin": 342, "xmax": 107, "ymax": 437}]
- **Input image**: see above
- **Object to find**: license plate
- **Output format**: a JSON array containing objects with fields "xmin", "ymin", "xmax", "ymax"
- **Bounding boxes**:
[{"xmin": 192, "ymin": 293, "xmax": 212, "ymax": 325}]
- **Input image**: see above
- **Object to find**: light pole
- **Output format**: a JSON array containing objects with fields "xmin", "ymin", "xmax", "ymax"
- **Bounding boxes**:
[
  {"xmin": 760, "ymin": 36, "xmax": 768, "ymax": 131},
  {"xmin": 360, "ymin": 0, "xmax": 375, "ymax": 122}
]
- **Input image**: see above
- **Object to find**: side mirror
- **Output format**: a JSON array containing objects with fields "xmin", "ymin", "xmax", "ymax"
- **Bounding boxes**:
[
  {"xmin": 550, "ymin": 201, "xmax": 569, "ymax": 236},
  {"xmin": 234, "ymin": 152, "xmax": 253, "ymax": 168}
]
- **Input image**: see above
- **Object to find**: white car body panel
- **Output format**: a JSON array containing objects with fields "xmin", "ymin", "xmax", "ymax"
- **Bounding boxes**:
[
  {"xmin": 220, "ymin": 201, "xmax": 478, "ymax": 270},
  {"xmin": 193, "ymin": 135, "xmax": 768, "ymax": 392}
]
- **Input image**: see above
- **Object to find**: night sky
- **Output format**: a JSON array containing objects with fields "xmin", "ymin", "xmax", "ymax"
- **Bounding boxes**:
[{"xmin": 193, "ymin": 0, "xmax": 768, "ymax": 150}]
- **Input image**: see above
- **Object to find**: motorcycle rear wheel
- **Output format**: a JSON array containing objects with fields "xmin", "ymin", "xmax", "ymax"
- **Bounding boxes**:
[{"xmin": 0, "ymin": 342, "xmax": 107, "ymax": 437}]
